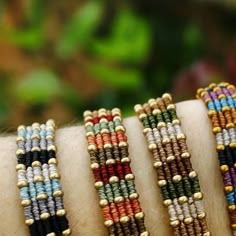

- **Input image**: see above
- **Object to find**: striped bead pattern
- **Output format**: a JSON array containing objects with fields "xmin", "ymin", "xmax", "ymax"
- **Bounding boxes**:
[
  {"xmin": 84, "ymin": 108, "xmax": 149, "ymax": 236},
  {"xmin": 134, "ymin": 94, "xmax": 210, "ymax": 236},
  {"xmin": 197, "ymin": 82, "xmax": 236, "ymax": 235},
  {"xmin": 16, "ymin": 120, "xmax": 71, "ymax": 236}
]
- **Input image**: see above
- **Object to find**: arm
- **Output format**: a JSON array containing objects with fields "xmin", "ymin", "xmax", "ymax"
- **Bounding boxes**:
[{"xmin": 0, "ymin": 100, "xmax": 231, "ymax": 235}]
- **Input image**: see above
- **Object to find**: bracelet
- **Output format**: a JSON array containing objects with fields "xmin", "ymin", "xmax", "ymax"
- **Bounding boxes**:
[
  {"xmin": 197, "ymin": 82, "xmax": 236, "ymax": 234},
  {"xmin": 84, "ymin": 108, "xmax": 149, "ymax": 236},
  {"xmin": 134, "ymin": 94, "xmax": 210, "ymax": 236},
  {"xmin": 16, "ymin": 120, "xmax": 71, "ymax": 236}
]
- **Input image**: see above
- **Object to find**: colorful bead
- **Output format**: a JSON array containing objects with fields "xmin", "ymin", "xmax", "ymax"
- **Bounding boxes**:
[
  {"xmin": 16, "ymin": 120, "xmax": 71, "ymax": 236},
  {"xmin": 197, "ymin": 82, "xmax": 236, "ymax": 234},
  {"xmin": 135, "ymin": 94, "xmax": 210, "ymax": 236},
  {"xmin": 84, "ymin": 108, "xmax": 149, "ymax": 236}
]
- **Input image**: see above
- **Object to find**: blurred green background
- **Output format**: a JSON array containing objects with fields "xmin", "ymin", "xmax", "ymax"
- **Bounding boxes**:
[{"xmin": 0, "ymin": 1, "xmax": 236, "ymax": 130}]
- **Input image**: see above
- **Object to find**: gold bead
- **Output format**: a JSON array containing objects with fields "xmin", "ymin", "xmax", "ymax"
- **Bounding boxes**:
[
  {"xmin": 181, "ymin": 152, "xmax": 190, "ymax": 159},
  {"xmin": 31, "ymin": 147, "xmax": 40, "ymax": 152},
  {"xmin": 112, "ymin": 108, "xmax": 121, "ymax": 114},
  {"xmin": 153, "ymin": 161, "xmax": 162, "ymax": 168},
  {"xmin": 162, "ymin": 138, "xmax": 171, "ymax": 144},
  {"xmin": 148, "ymin": 143, "xmax": 157, "ymax": 150},
  {"xmin": 47, "ymin": 233, "xmax": 56, "ymax": 236},
  {"xmin": 163, "ymin": 199, "xmax": 172, "ymax": 206},
  {"xmin": 224, "ymin": 186, "xmax": 233, "ymax": 193},
  {"xmin": 177, "ymin": 134, "xmax": 186, "ymax": 140},
  {"xmin": 125, "ymin": 173, "xmax": 134, "ymax": 181},
  {"xmin": 218, "ymin": 94, "xmax": 226, "ymax": 99},
  {"xmin": 109, "ymin": 176, "xmax": 119, "ymax": 184},
  {"xmin": 37, "ymin": 193, "xmax": 47, "ymax": 200},
  {"xmin": 143, "ymin": 128, "xmax": 151, "ymax": 134},
  {"xmin": 140, "ymin": 231, "xmax": 149, "ymax": 236},
  {"xmin": 50, "ymin": 173, "xmax": 60, "ymax": 179},
  {"xmin": 153, "ymin": 109, "xmax": 161, "ymax": 115},
  {"xmin": 228, "ymin": 205, "xmax": 236, "ymax": 212},
  {"xmin": 162, "ymin": 93, "xmax": 172, "ymax": 101},
  {"xmin": 85, "ymin": 121, "xmax": 93, "ymax": 127},
  {"xmin": 17, "ymin": 180, "xmax": 28, "ymax": 188},
  {"xmin": 220, "ymin": 165, "xmax": 229, "ymax": 173},
  {"xmin": 115, "ymin": 126, "xmax": 125, "ymax": 132},
  {"xmin": 230, "ymin": 142, "xmax": 236, "ymax": 148},
  {"xmin": 232, "ymin": 224, "xmax": 236, "ymax": 230},
  {"xmin": 134, "ymin": 104, "xmax": 143, "ymax": 113},
  {"xmin": 33, "ymin": 176, "xmax": 44, "ymax": 183},
  {"xmin": 114, "ymin": 196, "xmax": 124, "ymax": 203},
  {"xmin": 21, "ymin": 199, "xmax": 31, "ymax": 207},
  {"xmin": 139, "ymin": 113, "xmax": 147, "ymax": 120},
  {"xmin": 83, "ymin": 110, "xmax": 92, "ymax": 117},
  {"xmin": 106, "ymin": 159, "xmax": 115, "ymax": 165},
  {"xmin": 207, "ymin": 110, "xmax": 217, "ymax": 117},
  {"xmin": 99, "ymin": 199, "xmax": 109, "ymax": 207},
  {"xmin": 196, "ymin": 88, "xmax": 205, "ymax": 97},
  {"xmin": 16, "ymin": 164, "xmax": 26, "ymax": 171},
  {"xmin": 193, "ymin": 192, "xmax": 203, "ymax": 200},
  {"xmin": 166, "ymin": 155, "xmax": 175, "ymax": 163},
  {"xmin": 189, "ymin": 171, "xmax": 197, "ymax": 178},
  {"xmin": 48, "ymin": 158, "xmax": 57, "ymax": 165},
  {"xmin": 31, "ymin": 133, "xmax": 40, "ymax": 140},
  {"xmin": 32, "ymin": 161, "xmax": 41, "ymax": 167},
  {"xmin": 95, "ymin": 181, "xmax": 103, "ymax": 189},
  {"xmin": 170, "ymin": 220, "xmax": 180, "ymax": 227},
  {"xmin": 167, "ymin": 104, "xmax": 176, "ymax": 110},
  {"xmin": 129, "ymin": 193, "xmax": 139, "ymax": 200},
  {"xmin": 17, "ymin": 125, "xmax": 26, "ymax": 131},
  {"xmin": 212, "ymin": 127, "xmax": 221, "ymax": 134},
  {"xmin": 172, "ymin": 119, "xmax": 180, "ymax": 125},
  {"xmin": 25, "ymin": 219, "xmax": 34, "ymax": 226},
  {"xmin": 91, "ymin": 163, "xmax": 99, "ymax": 170},
  {"xmin": 184, "ymin": 217, "xmax": 193, "ymax": 224},
  {"xmin": 40, "ymin": 212, "xmax": 50, "ymax": 220},
  {"xmin": 121, "ymin": 157, "xmax": 130, "ymax": 163},
  {"xmin": 47, "ymin": 145, "xmax": 57, "ymax": 152},
  {"xmin": 16, "ymin": 136, "xmax": 25, "ymax": 142},
  {"xmin": 101, "ymin": 130, "xmax": 109, "ymax": 135},
  {"xmin": 198, "ymin": 212, "xmax": 206, "ymax": 219},
  {"xmin": 209, "ymin": 83, "xmax": 216, "ymax": 89},
  {"xmin": 216, "ymin": 144, "xmax": 225, "ymax": 151},
  {"xmin": 172, "ymin": 175, "xmax": 182, "ymax": 183},
  {"xmin": 120, "ymin": 216, "xmax": 130, "ymax": 223},
  {"xmin": 62, "ymin": 229, "xmax": 72, "ymax": 235},
  {"xmin": 86, "ymin": 131, "xmax": 94, "ymax": 137},
  {"xmin": 16, "ymin": 149, "xmax": 25, "ymax": 155},
  {"xmin": 57, "ymin": 209, "xmax": 66, "ymax": 217},
  {"xmin": 222, "ymin": 106, "xmax": 230, "ymax": 112},
  {"xmin": 158, "ymin": 180, "xmax": 167, "ymax": 187},
  {"xmin": 118, "ymin": 141, "xmax": 127, "ymax": 147},
  {"xmin": 179, "ymin": 196, "xmax": 188, "ymax": 204},
  {"xmin": 203, "ymin": 232, "xmax": 211, "ymax": 236},
  {"xmin": 157, "ymin": 122, "xmax": 166, "ymax": 128},
  {"xmin": 104, "ymin": 143, "xmax": 112, "ymax": 149},
  {"xmin": 53, "ymin": 190, "xmax": 64, "ymax": 197},
  {"xmin": 104, "ymin": 219, "xmax": 114, "ymax": 227},
  {"xmin": 135, "ymin": 212, "xmax": 145, "ymax": 219}
]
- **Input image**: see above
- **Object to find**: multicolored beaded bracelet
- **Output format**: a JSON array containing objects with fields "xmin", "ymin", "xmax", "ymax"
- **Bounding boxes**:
[
  {"xmin": 197, "ymin": 82, "xmax": 236, "ymax": 235},
  {"xmin": 16, "ymin": 120, "xmax": 71, "ymax": 236},
  {"xmin": 134, "ymin": 94, "xmax": 210, "ymax": 236},
  {"xmin": 84, "ymin": 108, "xmax": 149, "ymax": 236}
]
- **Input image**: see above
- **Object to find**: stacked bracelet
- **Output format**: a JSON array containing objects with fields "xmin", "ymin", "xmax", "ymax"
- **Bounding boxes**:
[
  {"xmin": 16, "ymin": 120, "xmax": 71, "ymax": 236},
  {"xmin": 134, "ymin": 94, "xmax": 210, "ymax": 236},
  {"xmin": 197, "ymin": 82, "xmax": 236, "ymax": 234},
  {"xmin": 84, "ymin": 108, "xmax": 149, "ymax": 236}
]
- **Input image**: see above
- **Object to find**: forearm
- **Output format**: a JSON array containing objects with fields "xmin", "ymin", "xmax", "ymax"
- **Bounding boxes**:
[{"xmin": 0, "ymin": 100, "xmax": 231, "ymax": 235}]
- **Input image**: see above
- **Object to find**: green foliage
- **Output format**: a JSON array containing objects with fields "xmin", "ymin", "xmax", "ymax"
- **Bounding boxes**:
[
  {"xmin": 92, "ymin": 10, "xmax": 151, "ymax": 64},
  {"xmin": 56, "ymin": 2, "xmax": 104, "ymax": 58},
  {"xmin": 88, "ymin": 62, "xmax": 142, "ymax": 89},
  {"xmin": 16, "ymin": 69, "xmax": 62, "ymax": 105},
  {"xmin": 183, "ymin": 24, "xmax": 203, "ymax": 49}
]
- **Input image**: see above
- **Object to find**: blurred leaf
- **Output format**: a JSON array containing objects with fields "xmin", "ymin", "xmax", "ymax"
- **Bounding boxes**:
[
  {"xmin": 88, "ymin": 63, "xmax": 142, "ymax": 89},
  {"xmin": 183, "ymin": 24, "xmax": 203, "ymax": 49},
  {"xmin": 56, "ymin": 1, "xmax": 104, "ymax": 58},
  {"xmin": 92, "ymin": 10, "xmax": 151, "ymax": 64},
  {"xmin": 16, "ymin": 69, "xmax": 62, "ymax": 105},
  {"xmin": 1, "ymin": 28, "xmax": 44, "ymax": 50}
]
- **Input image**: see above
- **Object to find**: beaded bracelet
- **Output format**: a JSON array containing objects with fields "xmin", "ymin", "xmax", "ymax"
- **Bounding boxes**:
[
  {"xmin": 84, "ymin": 108, "xmax": 149, "ymax": 236},
  {"xmin": 134, "ymin": 94, "xmax": 210, "ymax": 236},
  {"xmin": 16, "ymin": 120, "xmax": 71, "ymax": 236},
  {"xmin": 197, "ymin": 82, "xmax": 236, "ymax": 234}
]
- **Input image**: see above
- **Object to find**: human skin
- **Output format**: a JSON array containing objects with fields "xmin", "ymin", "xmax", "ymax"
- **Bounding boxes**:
[{"xmin": 0, "ymin": 100, "xmax": 232, "ymax": 235}]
